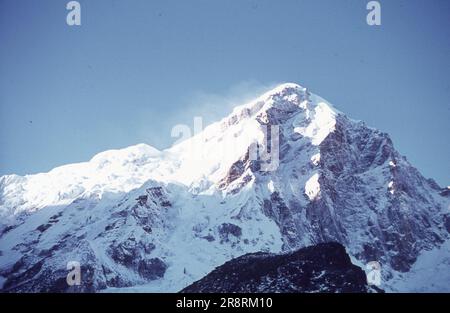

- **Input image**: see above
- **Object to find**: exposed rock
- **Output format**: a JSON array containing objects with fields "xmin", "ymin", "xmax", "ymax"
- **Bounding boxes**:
[
  {"xmin": 137, "ymin": 258, "xmax": 167, "ymax": 280},
  {"xmin": 444, "ymin": 215, "xmax": 450, "ymax": 233},
  {"xmin": 108, "ymin": 238, "xmax": 163, "ymax": 281},
  {"xmin": 36, "ymin": 224, "xmax": 52, "ymax": 233},
  {"xmin": 136, "ymin": 195, "xmax": 148, "ymax": 206},
  {"xmin": 202, "ymin": 234, "xmax": 215, "ymax": 242},
  {"xmin": 218, "ymin": 223, "xmax": 242, "ymax": 242},
  {"xmin": 181, "ymin": 242, "xmax": 370, "ymax": 293}
]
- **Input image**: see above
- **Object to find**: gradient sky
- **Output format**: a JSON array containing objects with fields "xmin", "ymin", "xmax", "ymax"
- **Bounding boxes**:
[{"xmin": 0, "ymin": 0, "xmax": 449, "ymax": 186}]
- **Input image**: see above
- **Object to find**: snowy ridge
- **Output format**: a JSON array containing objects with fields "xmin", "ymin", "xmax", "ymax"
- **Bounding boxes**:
[
  {"xmin": 0, "ymin": 144, "xmax": 163, "ymax": 218},
  {"xmin": 0, "ymin": 83, "xmax": 332, "ymax": 216},
  {"xmin": 0, "ymin": 83, "xmax": 448, "ymax": 292}
]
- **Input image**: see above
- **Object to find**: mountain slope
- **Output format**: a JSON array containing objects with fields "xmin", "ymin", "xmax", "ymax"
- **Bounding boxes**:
[
  {"xmin": 0, "ymin": 83, "xmax": 448, "ymax": 292},
  {"xmin": 181, "ymin": 242, "xmax": 370, "ymax": 293}
]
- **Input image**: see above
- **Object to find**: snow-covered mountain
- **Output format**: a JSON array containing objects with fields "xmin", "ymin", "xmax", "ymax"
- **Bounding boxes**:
[{"xmin": 0, "ymin": 83, "xmax": 448, "ymax": 292}]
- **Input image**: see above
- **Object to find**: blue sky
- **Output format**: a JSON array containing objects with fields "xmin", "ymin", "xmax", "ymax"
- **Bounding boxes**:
[{"xmin": 0, "ymin": 0, "xmax": 449, "ymax": 185}]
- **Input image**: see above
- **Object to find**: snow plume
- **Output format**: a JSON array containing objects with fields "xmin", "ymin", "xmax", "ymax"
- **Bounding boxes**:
[{"xmin": 167, "ymin": 80, "xmax": 283, "ymax": 146}]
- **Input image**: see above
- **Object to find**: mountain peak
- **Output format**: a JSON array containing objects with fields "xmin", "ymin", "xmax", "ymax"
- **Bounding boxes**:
[
  {"xmin": 264, "ymin": 82, "xmax": 306, "ymax": 95},
  {"xmin": 237, "ymin": 82, "xmax": 308, "ymax": 110}
]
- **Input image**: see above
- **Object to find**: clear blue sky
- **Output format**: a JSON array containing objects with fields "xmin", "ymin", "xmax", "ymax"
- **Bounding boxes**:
[{"xmin": 0, "ymin": 0, "xmax": 449, "ymax": 186}]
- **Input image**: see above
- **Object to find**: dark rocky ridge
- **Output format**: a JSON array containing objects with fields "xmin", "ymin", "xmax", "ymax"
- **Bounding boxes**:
[{"xmin": 181, "ymin": 242, "xmax": 370, "ymax": 293}]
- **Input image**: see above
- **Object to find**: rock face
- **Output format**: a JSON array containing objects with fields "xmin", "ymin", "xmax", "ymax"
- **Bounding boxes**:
[
  {"xmin": 181, "ymin": 242, "xmax": 369, "ymax": 293},
  {"xmin": 0, "ymin": 83, "xmax": 448, "ymax": 292},
  {"xmin": 0, "ymin": 183, "xmax": 175, "ymax": 292}
]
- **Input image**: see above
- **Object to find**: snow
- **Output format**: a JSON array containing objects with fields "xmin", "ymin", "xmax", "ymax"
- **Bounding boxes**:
[
  {"xmin": 388, "ymin": 239, "xmax": 450, "ymax": 292},
  {"xmin": 388, "ymin": 181, "xmax": 395, "ymax": 194},
  {"xmin": 1, "ymin": 82, "xmax": 449, "ymax": 293},
  {"xmin": 267, "ymin": 180, "xmax": 275, "ymax": 193},
  {"xmin": 293, "ymin": 98, "xmax": 337, "ymax": 146},
  {"xmin": 311, "ymin": 153, "xmax": 321, "ymax": 166},
  {"xmin": 0, "ymin": 82, "xmax": 333, "ymax": 219},
  {"xmin": 0, "ymin": 143, "xmax": 167, "ymax": 219},
  {"xmin": 305, "ymin": 173, "xmax": 320, "ymax": 201}
]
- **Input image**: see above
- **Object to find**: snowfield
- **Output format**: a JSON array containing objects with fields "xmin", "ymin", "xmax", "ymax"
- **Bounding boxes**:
[{"xmin": 0, "ymin": 83, "xmax": 448, "ymax": 292}]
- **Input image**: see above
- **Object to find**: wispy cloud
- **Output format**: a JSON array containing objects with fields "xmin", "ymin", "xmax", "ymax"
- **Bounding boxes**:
[{"xmin": 136, "ymin": 80, "xmax": 282, "ymax": 150}]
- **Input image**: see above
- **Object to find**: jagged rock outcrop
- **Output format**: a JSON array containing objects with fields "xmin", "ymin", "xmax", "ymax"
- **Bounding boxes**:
[{"xmin": 181, "ymin": 242, "xmax": 370, "ymax": 293}]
